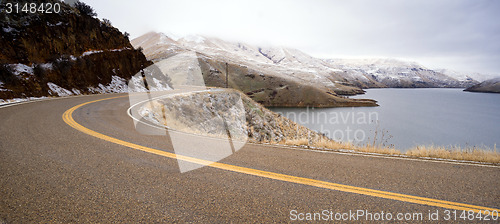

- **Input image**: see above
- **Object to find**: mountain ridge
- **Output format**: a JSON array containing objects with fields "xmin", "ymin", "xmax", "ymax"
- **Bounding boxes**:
[
  {"xmin": 464, "ymin": 77, "xmax": 500, "ymax": 93},
  {"xmin": 132, "ymin": 32, "xmax": 378, "ymax": 107},
  {"xmin": 135, "ymin": 32, "xmax": 480, "ymax": 89},
  {"xmin": 132, "ymin": 32, "xmax": 480, "ymax": 107}
]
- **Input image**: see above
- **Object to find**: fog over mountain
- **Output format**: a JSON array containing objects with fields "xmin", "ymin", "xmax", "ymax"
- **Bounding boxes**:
[{"xmin": 84, "ymin": 0, "xmax": 500, "ymax": 75}]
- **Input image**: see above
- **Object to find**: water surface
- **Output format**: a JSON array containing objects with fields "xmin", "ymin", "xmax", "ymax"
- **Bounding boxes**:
[{"xmin": 271, "ymin": 88, "xmax": 500, "ymax": 151}]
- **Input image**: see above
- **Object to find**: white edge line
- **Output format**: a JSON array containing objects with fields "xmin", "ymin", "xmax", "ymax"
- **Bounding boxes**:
[
  {"xmin": 0, "ymin": 93, "xmax": 116, "ymax": 109},
  {"xmin": 282, "ymin": 145, "xmax": 500, "ymax": 168}
]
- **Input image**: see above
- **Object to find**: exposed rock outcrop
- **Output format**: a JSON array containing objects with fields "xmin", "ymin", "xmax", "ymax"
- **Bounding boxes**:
[
  {"xmin": 139, "ymin": 88, "xmax": 328, "ymax": 143},
  {"xmin": 0, "ymin": 0, "xmax": 151, "ymax": 99}
]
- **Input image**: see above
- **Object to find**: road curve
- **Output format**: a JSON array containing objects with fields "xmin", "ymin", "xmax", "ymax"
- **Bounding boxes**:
[{"xmin": 1, "ymin": 93, "xmax": 499, "ymax": 223}]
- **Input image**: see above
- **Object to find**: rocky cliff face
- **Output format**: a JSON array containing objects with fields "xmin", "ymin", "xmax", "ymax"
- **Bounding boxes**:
[{"xmin": 0, "ymin": 0, "xmax": 151, "ymax": 99}]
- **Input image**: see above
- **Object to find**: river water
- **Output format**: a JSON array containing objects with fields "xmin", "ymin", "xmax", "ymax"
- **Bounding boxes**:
[{"xmin": 270, "ymin": 88, "xmax": 500, "ymax": 151}]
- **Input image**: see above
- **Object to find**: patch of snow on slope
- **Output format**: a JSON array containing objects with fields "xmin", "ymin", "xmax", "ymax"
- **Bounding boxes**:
[
  {"xmin": 129, "ymin": 76, "xmax": 149, "ymax": 92},
  {"xmin": 47, "ymin": 82, "xmax": 73, "ymax": 96},
  {"xmin": 72, "ymin": 88, "xmax": 81, "ymax": 95},
  {"xmin": 88, "ymin": 76, "xmax": 128, "ymax": 93},
  {"xmin": 89, "ymin": 75, "xmax": 172, "ymax": 94},
  {"xmin": 47, "ymin": 21, "xmax": 65, "ymax": 26},
  {"xmin": 40, "ymin": 63, "xmax": 53, "ymax": 70},
  {"xmin": 82, "ymin": 50, "xmax": 104, "ymax": 57},
  {"xmin": 79, "ymin": 48, "xmax": 131, "ymax": 57},
  {"xmin": 109, "ymin": 47, "xmax": 131, "ymax": 52},
  {"xmin": 10, "ymin": 63, "xmax": 34, "ymax": 76},
  {"xmin": 2, "ymin": 26, "xmax": 17, "ymax": 33},
  {"xmin": 151, "ymin": 77, "xmax": 172, "ymax": 91},
  {"xmin": 128, "ymin": 75, "xmax": 172, "ymax": 92}
]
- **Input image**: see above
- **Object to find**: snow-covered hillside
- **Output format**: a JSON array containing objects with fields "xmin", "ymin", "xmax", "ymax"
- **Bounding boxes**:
[
  {"xmin": 132, "ymin": 32, "xmax": 378, "ymax": 107},
  {"xmin": 325, "ymin": 58, "xmax": 479, "ymax": 88},
  {"xmin": 436, "ymin": 69, "xmax": 499, "ymax": 83},
  {"xmin": 133, "ymin": 32, "xmax": 478, "ymax": 93},
  {"xmin": 464, "ymin": 77, "xmax": 500, "ymax": 93}
]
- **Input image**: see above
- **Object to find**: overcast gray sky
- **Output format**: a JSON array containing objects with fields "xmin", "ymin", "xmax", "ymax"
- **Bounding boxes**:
[{"xmin": 83, "ymin": 0, "xmax": 500, "ymax": 74}]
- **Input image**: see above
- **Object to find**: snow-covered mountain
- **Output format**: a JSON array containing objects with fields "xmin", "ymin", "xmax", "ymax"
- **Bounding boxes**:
[
  {"xmin": 436, "ymin": 69, "xmax": 499, "ymax": 83},
  {"xmin": 325, "ymin": 58, "xmax": 479, "ymax": 88},
  {"xmin": 464, "ymin": 77, "xmax": 500, "ymax": 93},
  {"xmin": 132, "ymin": 32, "xmax": 480, "ymax": 106},
  {"xmin": 132, "ymin": 32, "xmax": 377, "ymax": 107}
]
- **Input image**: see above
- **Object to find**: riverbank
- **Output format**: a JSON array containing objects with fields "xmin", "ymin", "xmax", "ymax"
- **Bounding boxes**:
[{"xmin": 280, "ymin": 137, "xmax": 500, "ymax": 165}]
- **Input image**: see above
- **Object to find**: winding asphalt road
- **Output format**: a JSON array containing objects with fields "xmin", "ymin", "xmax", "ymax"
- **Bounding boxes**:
[{"xmin": 0, "ymin": 93, "xmax": 499, "ymax": 223}]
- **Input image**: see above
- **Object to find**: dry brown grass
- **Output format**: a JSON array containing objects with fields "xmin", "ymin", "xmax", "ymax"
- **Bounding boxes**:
[
  {"xmin": 311, "ymin": 138, "xmax": 400, "ymax": 155},
  {"xmin": 406, "ymin": 145, "xmax": 500, "ymax": 164},
  {"xmin": 356, "ymin": 145, "xmax": 401, "ymax": 155},
  {"xmin": 280, "ymin": 137, "xmax": 500, "ymax": 164},
  {"xmin": 283, "ymin": 138, "xmax": 309, "ymax": 146},
  {"xmin": 312, "ymin": 138, "xmax": 355, "ymax": 150}
]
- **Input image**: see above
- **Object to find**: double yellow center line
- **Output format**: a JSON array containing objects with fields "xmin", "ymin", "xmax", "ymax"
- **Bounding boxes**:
[{"xmin": 62, "ymin": 96, "xmax": 499, "ymax": 216}]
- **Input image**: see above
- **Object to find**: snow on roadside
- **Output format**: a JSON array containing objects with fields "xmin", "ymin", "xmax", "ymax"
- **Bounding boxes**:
[
  {"xmin": 0, "ymin": 81, "xmax": 8, "ymax": 92},
  {"xmin": 2, "ymin": 72, "xmax": 171, "ymax": 104},
  {"xmin": 0, "ymin": 97, "xmax": 48, "ymax": 106},
  {"xmin": 47, "ymin": 82, "xmax": 73, "ymax": 96}
]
